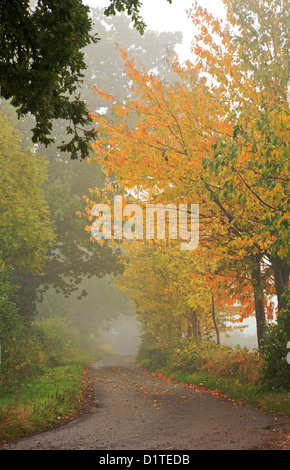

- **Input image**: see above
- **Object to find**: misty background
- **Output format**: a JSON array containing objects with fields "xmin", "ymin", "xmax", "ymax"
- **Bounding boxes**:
[{"xmin": 3, "ymin": 3, "xmax": 259, "ymax": 358}]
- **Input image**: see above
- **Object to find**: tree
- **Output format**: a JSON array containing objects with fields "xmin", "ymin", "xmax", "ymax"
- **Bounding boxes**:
[
  {"xmin": 88, "ymin": 3, "xmax": 287, "ymax": 348},
  {"xmin": 189, "ymin": 0, "xmax": 289, "ymax": 316},
  {"xmin": 8, "ymin": 9, "xmax": 181, "ymax": 318},
  {"xmin": 81, "ymin": 6, "xmax": 181, "ymax": 106},
  {"xmin": 0, "ymin": 0, "xmax": 98, "ymax": 160},
  {"xmin": 36, "ymin": 275, "xmax": 135, "ymax": 352},
  {"xmin": 0, "ymin": 0, "xmax": 173, "ymax": 160},
  {"xmin": 102, "ymin": 0, "xmax": 172, "ymax": 35},
  {"xmin": 0, "ymin": 111, "xmax": 55, "ymax": 274},
  {"xmin": 117, "ymin": 241, "xmax": 247, "ymax": 346},
  {"xmin": 0, "ymin": 268, "xmax": 44, "ymax": 390},
  {"xmin": 11, "ymin": 158, "xmax": 125, "ymax": 319}
]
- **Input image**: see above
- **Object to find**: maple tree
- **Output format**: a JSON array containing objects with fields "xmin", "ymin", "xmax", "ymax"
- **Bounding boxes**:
[
  {"xmin": 189, "ymin": 0, "xmax": 289, "ymax": 313},
  {"xmin": 86, "ymin": 0, "xmax": 288, "ymax": 349},
  {"xmin": 87, "ymin": 59, "xmax": 273, "ymax": 347},
  {"xmin": 117, "ymin": 242, "xmax": 249, "ymax": 346}
]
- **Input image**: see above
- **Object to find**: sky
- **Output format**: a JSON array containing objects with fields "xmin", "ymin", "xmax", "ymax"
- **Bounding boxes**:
[{"xmin": 87, "ymin": 0, "xmax": 226, "ymax": 62}]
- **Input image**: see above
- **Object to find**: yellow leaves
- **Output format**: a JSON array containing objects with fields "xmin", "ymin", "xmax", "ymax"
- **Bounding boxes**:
[
  {"xmin": 83, "ymin": 15, "xmax": 289, "ymax": 348},
  {"xmin": 272, "ymin": 182, "xmax": 283, "ymax": 197},
  {"xmin": 237, "ymin": 249, "xmax": 247, "ymax": 259}
]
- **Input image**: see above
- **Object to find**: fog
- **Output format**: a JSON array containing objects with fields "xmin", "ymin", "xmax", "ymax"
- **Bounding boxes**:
[
  {"xmin": 100, "ymin": 315, "xmax": 142, "ymax": 356},
  {"xmin": 35, "ymin": 2, "xmax": 258, "ymax": 356},
  {"xmin": 1, "ymin": 0, "xmax": 280, "ymax": 369}
]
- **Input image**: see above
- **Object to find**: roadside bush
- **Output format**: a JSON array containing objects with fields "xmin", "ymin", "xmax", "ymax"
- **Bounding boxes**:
[
  {"xmin": 0, "ymin": 276, "xmax": 21, "ymax": 345},
  {"xmin": 137, "ymin": 333, "xmax": 262, "ymax": 385},
  {"xmin": 35, "ymin": 316, "xmax": 83, "ymax": 366},
  {"xmin": 168, "ymin": 338, "xmax": 213, "ymax": 373},
  {"xmin": 260, "ymin": 289, "xmax": 290, "ymax": 391},
  {"xmin": 0, "ymin": 277, "xmax": 44, "ymax": 391},
  {"xmin": 136, "ymin": 332, "xmax": 169, "ymax": 371},
  {"xmin": 198, "ymin": 343, "xmax": 262, "ymax": 384},
  {"xmin": 1, "ymin": 335, "xmax": 45, "ymax": 390},
  {"xmin": 167, "ymin": 339, "xmax": 262, "ymax": 383}
]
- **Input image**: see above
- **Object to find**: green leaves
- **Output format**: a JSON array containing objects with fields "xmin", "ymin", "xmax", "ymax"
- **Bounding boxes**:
[
  {"xmin": 0, "ymin": 0, "xmax": 175, "ymax": 159},
  {"xmin": 0, "ymin": 0, "xmax": 98, "ymax": 159},
  {"xmin": 103, "ymin": 0, "xmax": 173, "ymax": 35},
  {"xmin": 104, "ymin": 0, "xmax": 146, "ymax": 34},
  {"xmin": 260, "ymin": 289, "xmax": 290, "ymax": 390},
  {"xmin": 0, "ymin": 112, "xmax": 55, "ymax": 272}
]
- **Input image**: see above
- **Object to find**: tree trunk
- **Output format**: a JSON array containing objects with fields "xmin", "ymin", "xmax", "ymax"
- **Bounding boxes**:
[
  {"xmin": 191, "ymin": 310, "xmax": 200, "ymax": 339},
  {"xmin": 187, "ymin": 310, "xmax": 200, "ymax": 339},
  {"xmin": 271, "ymin": 256, "xmax": 289, "ymax": 311},
  {"xmin": 177, "ymin": 321, "xmax": 182, "ymax": 338},
  {"xmin": 251, "ymin": 258, "xmax": 266, "ymax": 349},
  {"xmin": 211, "ymin": 292, "xmax": 220, "ymax": 345}
]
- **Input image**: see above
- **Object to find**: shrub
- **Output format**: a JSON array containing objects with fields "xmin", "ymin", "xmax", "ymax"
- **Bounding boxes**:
[
  {"xmin": 0, "ymin": 276, "xmax": 44, "ymax": 391},
  {"xmin": 136, "ymin": 332, "xmax": 169, "ymax": 371},
  {"xmin": 1, "ymin": 335, "xmax": 45, "ymax": 390},
  {"xmin": 198, "ymin": 343, "xmax": 262, "ymax": 384},
  {"xmin": 35, "ymin": 316, "xmax": 82, "ymax": 366},
  {"xmin": 260, "ymin": 289, "xmax": 290, "ymax": 391},
  {"xmin": 0, "ymin": 275, "xmax": 21, "ymax": 345},
  {"xmin": 167, "ymin": 339, "xmax": 262, "ymax": 383},
  {"xmin": 168, "ymin": 339, "xmax": 214, "ymax": 373},
  {"xmin": 137, "ymin": 333, "xmax": 263, "ymax": 385}
]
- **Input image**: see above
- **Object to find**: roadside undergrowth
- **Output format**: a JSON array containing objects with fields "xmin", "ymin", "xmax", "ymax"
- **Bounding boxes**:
[
  {"xmin": 0, "ymin": 357, "xmax": 97, "ymax": 444},
  {"xmin": 136, "ymin": 336, "xmax": 290, "ymax": 417}
]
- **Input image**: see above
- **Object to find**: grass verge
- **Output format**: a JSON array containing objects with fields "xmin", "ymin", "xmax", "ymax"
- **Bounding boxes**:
[
  {"xmin": 0, "ymin": 355, "xmax": 98, "ymax": 443},
  {"xmin": 147, "ymin": 364, "xmax": 290, "ymax": 417}
]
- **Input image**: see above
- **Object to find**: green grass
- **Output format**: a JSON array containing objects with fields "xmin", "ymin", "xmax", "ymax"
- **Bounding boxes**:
[
  {"xmin": 0, "ymin": 356, "xmax": 96, "ymax": 443},
  {"xmin": 136, "ymin": 338, "xmax": 290, "ymax": 417},
  {"xmin": 155, "ymin": 366, "xmax": 290, "ymax": 416}
]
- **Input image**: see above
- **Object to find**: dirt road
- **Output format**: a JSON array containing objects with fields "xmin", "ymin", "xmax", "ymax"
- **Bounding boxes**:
[{"xmin": 2, "ymin": 355, "xmax": 289, "ymax": 450}]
